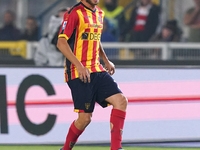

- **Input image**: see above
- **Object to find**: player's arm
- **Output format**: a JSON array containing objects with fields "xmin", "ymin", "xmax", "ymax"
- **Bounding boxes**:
[
  {"xmin": 99, "ymin": 42, "xmax": 115, "ymax": 75},
  {"xmin": 57, "ymin": 37, "xmax": 90, "ymax": 83}
]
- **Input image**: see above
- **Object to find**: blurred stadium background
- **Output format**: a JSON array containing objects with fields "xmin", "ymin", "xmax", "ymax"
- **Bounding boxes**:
[
  {"xmin": 0, "ymin": 0, "xmax": 200, "ymax": 63},
  {"xmin": 0, "ymin": 0, "xmax": 200, "ymax": 149}
]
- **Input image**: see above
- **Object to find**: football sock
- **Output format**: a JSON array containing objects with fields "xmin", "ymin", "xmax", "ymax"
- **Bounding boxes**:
[
  {"xmin": 110, "ymin": 109, "xmax": 126, "ymax": 150},
  {"xmin": 63, "ymin": 121, "xmax": 84, "ymax": 150}
]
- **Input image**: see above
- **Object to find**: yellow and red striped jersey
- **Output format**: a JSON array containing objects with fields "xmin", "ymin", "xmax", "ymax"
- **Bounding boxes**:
[{"xmin": 58, "ymin": 2, "xmax": 106, "ymax": 82}]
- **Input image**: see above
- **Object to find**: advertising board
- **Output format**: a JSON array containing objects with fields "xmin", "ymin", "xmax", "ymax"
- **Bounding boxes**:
[{"xmin": 0, "ymin": 67, "xmax": 200, "ymax": 144}]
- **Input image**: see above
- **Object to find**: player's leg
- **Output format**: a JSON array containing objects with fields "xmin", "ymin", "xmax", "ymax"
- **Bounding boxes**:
[
  {"xmin": 63, "ymin": 112, "xmax": 92, "ymax": 150},
  {"xmin": 106, "ymin": 93, "xmax": 127, "ymax": 150},
  {"xmin": 96, "ymin": 72, "xmax": 127, "ymax": 150},
  {"xmin": 62, "ymin": 76, "xmax": 96, "ymax": 150}
]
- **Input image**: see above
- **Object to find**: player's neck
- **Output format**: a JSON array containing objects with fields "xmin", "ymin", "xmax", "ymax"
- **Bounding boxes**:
[{"xmin": 81, "ymin": 0, "xmax": 96, "ymax": 11}]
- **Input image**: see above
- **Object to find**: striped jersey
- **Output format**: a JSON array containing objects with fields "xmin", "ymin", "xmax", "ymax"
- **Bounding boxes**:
[{"xmin": 58, "ymin": 2, "xmax": 106, "ymax": 82}]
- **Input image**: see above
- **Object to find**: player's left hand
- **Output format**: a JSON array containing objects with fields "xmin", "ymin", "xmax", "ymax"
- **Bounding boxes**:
[{"xmin": 105, "ymin": 60, "xmax": 115, "ymax": 75}]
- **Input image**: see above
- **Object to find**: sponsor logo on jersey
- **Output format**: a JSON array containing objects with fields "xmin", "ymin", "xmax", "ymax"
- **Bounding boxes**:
[
  {"xmin": 85, "ymin": 15, "xmax": 91, "ymax": 19},
  {"xmin": 88, "ymin": 23, "xmax": 103, "ymax": 29},
  {"xmin": 81, "ymin": 32, "xmax": 89, "ymax": 40},
  {"xmin": 82, "ymin": 32, "xmax": 101, "ymax": 41}
]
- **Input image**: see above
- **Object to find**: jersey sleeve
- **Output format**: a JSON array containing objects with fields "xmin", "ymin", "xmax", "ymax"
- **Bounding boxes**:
[{"xmin": 58, "ymin": 10, "xmax": 79, "ymax": 40}]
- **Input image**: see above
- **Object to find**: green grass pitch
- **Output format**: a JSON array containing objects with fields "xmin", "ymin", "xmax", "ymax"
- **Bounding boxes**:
[{"xmin": 0, "ymin": 146, "xmax": 200, "ymax": 150}]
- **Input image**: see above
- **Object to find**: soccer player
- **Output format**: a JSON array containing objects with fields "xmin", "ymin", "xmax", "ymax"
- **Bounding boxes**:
[{"xmin": 57, "ymin": 0, "xmax": 127, "ymax": 150}]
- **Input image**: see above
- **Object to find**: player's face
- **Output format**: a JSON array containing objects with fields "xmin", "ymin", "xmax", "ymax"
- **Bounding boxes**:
[{"xmin": 86, "ymin": 0, "xmax": 99, "ymax": 6}]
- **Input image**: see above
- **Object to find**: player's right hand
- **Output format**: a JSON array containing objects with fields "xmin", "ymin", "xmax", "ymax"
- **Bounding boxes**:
[{"xmin": 77, "ymin": 66, "xmax": 91, "ymax": 83}]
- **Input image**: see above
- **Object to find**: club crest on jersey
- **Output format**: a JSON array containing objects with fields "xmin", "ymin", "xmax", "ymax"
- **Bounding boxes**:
[{"xmin": 62, "ymin": 21, "xmax": 67, "ymax": 30}]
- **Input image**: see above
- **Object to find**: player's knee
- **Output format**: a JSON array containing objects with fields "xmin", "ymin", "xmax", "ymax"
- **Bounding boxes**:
[
  {"xmin": 114, "ymin": 94, "xmax": 128, "ymax": 111},
  {"xmin": 80, "ymin": 114, "xmax": 92, "ymax": 125},
  {"xmin": 83, "ymin": 116, "xmax": 91, "ymax": 125},
  {"xmin": 107, "ymin": 93, "xmax": 128, "ymax": 111},
  {"xmin": 120, "ymin": 95, "xmax": 128, "ymax": 110}
]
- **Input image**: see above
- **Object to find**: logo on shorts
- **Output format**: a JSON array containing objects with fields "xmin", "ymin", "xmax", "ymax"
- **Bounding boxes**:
[{"xmin": 85, "ymin": 103, "xmax": 91, "ymax": 110}]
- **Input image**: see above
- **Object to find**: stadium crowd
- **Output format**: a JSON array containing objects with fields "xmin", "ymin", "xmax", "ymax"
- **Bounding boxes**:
[
  {"xmin": 1, "ymin": 0, "xmax": 199, "ymax": 43},
  {"xmin": 0, "ymin": 0, "xmax": 200, "ymax": 65}
]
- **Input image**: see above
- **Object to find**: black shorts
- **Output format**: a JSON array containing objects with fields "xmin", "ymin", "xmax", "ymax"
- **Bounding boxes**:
[{"xmin": 67, "ymin": 71, "xmax": 122, "ymax": 113}]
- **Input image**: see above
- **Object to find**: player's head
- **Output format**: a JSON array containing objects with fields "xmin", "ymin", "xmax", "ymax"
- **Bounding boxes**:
[
  {"xmin": 4, "ymin": 10, "xmax": 15, "ymax": 25},
  {"xmin": 82, "ymin": 0, "xmax": 99, "ymax": 6}
]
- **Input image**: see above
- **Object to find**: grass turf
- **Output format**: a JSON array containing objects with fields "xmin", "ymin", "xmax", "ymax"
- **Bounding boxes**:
[{"xmin": 0, "ymin": 146, "xmax": 200, "ymax": 150}]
